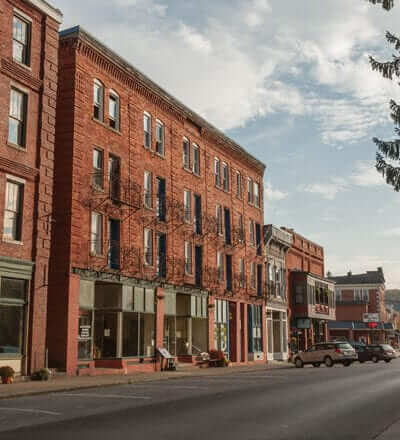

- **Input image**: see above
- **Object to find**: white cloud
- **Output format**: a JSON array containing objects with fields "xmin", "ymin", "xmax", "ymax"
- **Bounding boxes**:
[
  {"xmin": 178, "ymin": 24, "xmax": 212, "ymax": 54},
  {"xmin": 303, "ymin": 178, "xmax": 347, "ymax": 200},
  {"xmin": 382, "ymin": 227, "xmax": 400, "ymax": 238},
  {"xmin": 350, "ymin": 161, "xmax": 385, "ymax": 187},
  {"xmin": 264, "ymin": 182, "xmax": 288, "ymax": 201}
]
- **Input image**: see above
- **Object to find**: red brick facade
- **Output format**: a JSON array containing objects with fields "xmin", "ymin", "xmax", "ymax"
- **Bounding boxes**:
[
  {"xmin": 0, "ymin": 0, "xmax": 61, "ymax": 374},
  {"xmin": 48, "ymin": 27, "xmax": 266, "ymax": 376}
]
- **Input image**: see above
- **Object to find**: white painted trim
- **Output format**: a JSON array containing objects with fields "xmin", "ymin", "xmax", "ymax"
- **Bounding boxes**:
[
  {"xmin": 6, "ymin": 174, "xmax": 26, "ymax": 184},
  {"xmin": 334, "ymin": 284, "xmax": 384, "ymax": 289},
  {"xmin": 24, "ymin": 0, "xmax": 63, "ymax": 23},
  {"xmin": 14, "ymin": 7, "xmax": 33, "ymax": 22}
]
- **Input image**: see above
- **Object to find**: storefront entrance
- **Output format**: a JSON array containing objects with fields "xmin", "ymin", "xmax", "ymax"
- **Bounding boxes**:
[{"xmin": 267, "ymin": 309, "xmax": 288, "ymax": 361}]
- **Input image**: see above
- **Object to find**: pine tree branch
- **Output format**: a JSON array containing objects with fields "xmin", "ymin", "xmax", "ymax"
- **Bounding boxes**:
[
  {"xmin": 386, "ymin": 31, "xmax": 400, "ymax": 50},
  {"xmin": 374, "ymin": 137, "xmax": 400, "ymax": 160},
  {"xmin": 368, "ymin": 0, "xmax": 395, "ymax": 11},
  {"xmin": 376, "ymin": 152, "xmax": 400, "ymax": 191}
]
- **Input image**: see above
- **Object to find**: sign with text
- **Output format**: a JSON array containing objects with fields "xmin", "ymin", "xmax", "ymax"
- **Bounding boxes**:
[
  {"xmin": 157, "ymin": 347, "xmax": 173, "ymax": 359},
  {"xmin": 297, "ymin": 318, "xmax": 311, "ymax": 329},
  {"xmin": 363, "ymin": 313, "xmax": 379, "ymax": 323}
]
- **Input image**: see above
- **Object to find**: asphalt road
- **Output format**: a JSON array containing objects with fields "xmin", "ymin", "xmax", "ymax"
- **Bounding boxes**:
[{"xmin": 1, "ymin": 360, "xmax": 400, "ymax": 440}]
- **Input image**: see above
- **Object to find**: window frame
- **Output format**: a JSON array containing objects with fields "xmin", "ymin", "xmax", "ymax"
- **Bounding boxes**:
[
  {"xmin": 155, "ymin": 120, "xmax": 165, "ymax": 156},
  {"xmin": 183, "ymin": 137, "xmax": 190, "ymax": 170},
  {"xmin": 236, "ymin": 172, "xmax": 242, "ymax": 199},
  {"xmin": 90, "ymin": 212, "xmax": 103, "ymax": 255},
  {"xmin": 144, "ymin": 228, "xmax": 153, "ymax": 266},
  {"xmin": 248, "ymin": 177, "xmax": 254, "ymax": 204},
  {"xmin": 215, "ymin": 158, "xmax": 221, "ymax": 187},
  {"xmin": 192, "ymin": 144, "xmax": 200, "ymax": 175},
  {"xmin": 254, "ymin": 181, "xmax": 260, "ymax": 208},
  {"xmin": 109, "ymin": 90, "xmax": 120, "ymax": 131},
  {"xmin": 249, "ymin": 219, "xmax": 255, "ymax": 246},
  {"xmin": 8, "ymin": 87, "xmax": 27, "ymax": 148},
  {"xmin": 144, "ymin": 171, "xmax": 153, "ymax": 208},
  {"xmin": 217, "ymin": 251, "xmax": 224, "ymax": 281},
  {"xmin": 93, "ymin": 148, "xmax": 104, "ymax": 189},
  {"xmin": 12, "ymin": 13, "xmax": 31, "ymax": 66},
  {"xmin": 216, "ymin": 204, "xmax": 223, "ymax": 236},
  {"xmin": 185, "ymin": 241, "xmax": 193, "ymax": 275},
  {"xmin": 3, "ymin": 177, "xmax": 24, "ymax": 243},
  {"xmin": 250, "ymin": 262, "xmax": 256, "ymax": 289},
  {"xmin": 222, "ymin": 162, "xmax": 229, "ymax": 192},
  {"xmin": 184, "ymin": 190, "xmax": 192, "ymax": 224},
  {"xmin": 93, "ymin": 80, "xmax": 104, "ymax": 122},
  {"xmin": 143, "ymin": 112, "xmax": 152, "ymax": 149}
]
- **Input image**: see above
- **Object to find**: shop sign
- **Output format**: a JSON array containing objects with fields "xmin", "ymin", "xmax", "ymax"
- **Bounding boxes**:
[
  {"xmin": 297, "ymin": 318, "xmax": 311, "ymax": 329},
  {"xmin": 79, "ymin": 325, "xmax": 91, "ymax": 340},
  {"xmin": 363, "ymin": 313, "xmax": 379, "ymax": 323}
]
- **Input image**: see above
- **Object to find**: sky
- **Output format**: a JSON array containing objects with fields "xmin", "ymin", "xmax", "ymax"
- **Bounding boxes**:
[{"xmin": 52, "ymin": 0, "xmax": 400, "ymax": 288}]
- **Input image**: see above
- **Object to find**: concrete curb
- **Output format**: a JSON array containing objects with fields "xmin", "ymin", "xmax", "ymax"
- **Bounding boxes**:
[{"xmin": 0, "ymin": 363, "xmax": 294, "ymax": 400}]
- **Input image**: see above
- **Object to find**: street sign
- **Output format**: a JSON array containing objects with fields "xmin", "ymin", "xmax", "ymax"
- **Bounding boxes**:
[{"xmin": 363, "ymin": 313, "xmax": 379, "ymax": 323}]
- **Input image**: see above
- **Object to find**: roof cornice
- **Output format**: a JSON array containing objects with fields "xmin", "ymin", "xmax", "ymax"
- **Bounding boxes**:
[
  {"xmin": 24, "ymin": 0, "xmax": 63, "ymax": 23},
  {"xmin": 59, "ymin": 26, "xmax": 266, "ymax": 174}
]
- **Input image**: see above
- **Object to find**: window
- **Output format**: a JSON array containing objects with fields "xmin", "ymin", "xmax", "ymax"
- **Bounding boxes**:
[
  {"xmin": 222, "ymin": 163, "xmax": 229, "ymax": 191},
  {"xmin": 236, "ymin": 172, "xmax": 242, "ymax": 198},
  {"xmin": 256, "ymin": 223, "xmax": 262, "ymax": 255},
  {"xmin": 354, "ymin": 289, "xmax": 362, "ymax": 301},
  {"xmin": 238, "ymin": 214, "xmax": 244, "ymax": 242},
  {"xmin": 249, "ymin": 219, "xmax": 255, "ymax": 246},
  {"xmin": 157, "ymin": 233, "xmax": 167, "ymax": 278},
  {"xmin": 156, "ymin": 177, "xmax": 166, "ymax": 222},
  {"xmin": 335, "ymin": 288, "xmax": 341, "ymax": 301},
  {"xmin": 93, "ymin": 80, "xmax": 104, "ymax": 121},
  {"xmin": 155, "ymin": 120, "xmax": 164, "ymax": 155},
  {"xmin": 90, "ymin": 212, "xmax": 102, "ymax": 254},
  {"xmin": 239, "ymin": 258, "xmax": 245, "ymax": 287},
  {"xmin": 217, "ymin": 251, "xmax": 224, "ymax": 281},
  {"xmin": 185, "ymin": 241, "xmax": 192, "ymax": 274},
  {"xmin": 193, "ymin": 144, "xmax": 200, "ymax": 175},
  {"xmin": 144, "ymin": 171, "xmax": 152, "ymax": 208},
  {"xmin": 183, "ymin": 138, "xmax": 190, "ymax": 169},
  {"xmin": 93, "ymin": 149, "xmax": 104, "ymax": 188},
  {"xmin": 13, "ymin": 15, "xmax": 30, "ymax": 65},
  {"xmin": 184, "ymin": 190, "xmax": 192, "ymax": 223},
  {"xmin": 108, "ymin": 155, "xmax": 120, "ymax": 201},
  {"xmin": 108, "ymin": 219, "xmax": 120, "ymax": 270},
  {"xmin": 144, "ymin": 229, "xmax": 153, "ymax": 265},
  {"xmin": 250, "ymin": 262, "xmax": 256, "ymax": 289},
  {"xmin": 362, "ymin": 288, "xmax": 369, "ymax": 301},
  {"xmin": 0, "ymin": 277, "xmax": 27, "ymax": 356},
  {"xmin": 224, "ymin": 208, "xmax": 231, "ymax": 245},
  {"xmin": 8, "ymin": 88, "xmax": 27, "ymax": 147},
  {"xmin": 4, "ymin": 179, "xmax": 23, "ymax": 241},
  {"xmin": 254, "ymin": 182, "xmax": 260, "ymax": 208},
  {"xmin": 216, "ymin": 205, "xmax": 223, "ymax": 236},
  {"xmin": 250, "ymin": 305, "xmax": 263, "ymax": 353},
  {"xmin": 194, "ymin": 194, "xmax": 202, "ymax": 235},
  {"xmin": 109, "ymin": 91, "xmax": 120, "ymax": 130},
  {"xmin": 257, "ymin": 264, "xmax": 263, "ymax": 296},
  {"xmin": 248, "ymin": 178, "xmax": 254, "ymax": 203},
  {"xmin": 143, "ymin": 112, "xmax": 152, "ymax": 148},
  {"xmin": 226, "ymin": 255, "xmax": 233, "ymax": 291},
  {"xmin": 215, "ymin": 158, "xmax": 221, "ymax": 186}
]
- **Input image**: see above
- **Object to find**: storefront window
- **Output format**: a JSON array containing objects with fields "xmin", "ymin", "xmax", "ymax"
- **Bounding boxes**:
[
  {"xmin": 0, "ymin": 278, "xmax": 26, "ymax": 356},
  {"xmin": 78, "ymin": 312, "xmax": 93, "ymax": 360},
  {"xmin": 253, "ymin": 305, "xmax": 263, "ymax": 352},
  {"xmin": 215, "ymin": 299, "xmax": 228, "ymax": 353}
]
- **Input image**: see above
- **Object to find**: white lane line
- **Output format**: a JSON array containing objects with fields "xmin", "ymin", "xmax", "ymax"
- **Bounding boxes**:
[
  {"xmin": 62, "ymin": 393, "xmax": 151, "ymax": 400},
  {"xmin": 0, "ymin": 407, "xmax": 61, "ymax": 416}
]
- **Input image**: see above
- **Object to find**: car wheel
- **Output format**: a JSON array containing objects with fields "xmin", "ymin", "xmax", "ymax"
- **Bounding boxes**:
[
  {"xmin": 343, "ymin": 361, "xmax": 351, "ymax": 367},
  {"xmin": 312, "ymin": 363, "xmax": 321, "ymax": 368},
  {"xmin": 384, "ymin": 359, "xmax": 391, "ymax": 363},
  {"xmin": 324, "ymin": 356, "xmax": 334, "ymax": 367},
  {"xmin": 372, "ymin": 355, "xmax": 379, "ymax": 363},
  {"xmin": 295, "ymin": 358, "xmax": 304, "ymax": 368}
]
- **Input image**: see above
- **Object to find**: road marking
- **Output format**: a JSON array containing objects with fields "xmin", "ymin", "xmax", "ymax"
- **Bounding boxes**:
[
  {"xmin": 0, "ymin": 407, "xmax": 61, "ymax": 416},
  {"xmin": 62, "ymin": 393, "xmax": 151, "ymax": 400}
]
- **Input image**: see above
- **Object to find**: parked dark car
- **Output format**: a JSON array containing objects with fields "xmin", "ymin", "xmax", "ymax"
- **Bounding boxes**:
[{"xmin": 357, "ymin": 344, "xmax": 396, "ymax": 363}]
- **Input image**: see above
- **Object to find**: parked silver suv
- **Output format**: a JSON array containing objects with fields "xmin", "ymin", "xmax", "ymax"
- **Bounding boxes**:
[{"xmin": 293, "ymin": 342, "xmax": 357, "ymax": 368}]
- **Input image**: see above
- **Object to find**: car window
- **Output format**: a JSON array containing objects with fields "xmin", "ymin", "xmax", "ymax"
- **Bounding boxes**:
[
  {"xmin": 381, "ymin": 344, "xmax": 392, "ymax": 351},
  {"xmin": 306, "ymin": 346, "xmax": 316, "ymax": 352},
  {"xmin": 337, "ymin": 343, "xmax": 352, "ymax": 350}
]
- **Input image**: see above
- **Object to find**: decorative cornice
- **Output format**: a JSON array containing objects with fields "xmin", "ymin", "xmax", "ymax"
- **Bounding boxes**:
[
  {"xmin": 59, "ymin": 26, "xmax": 266, "ymax": 175},
  {"xmin": 0, "ymin": 156, "xmax": 39, "ymax": 181},
  {"xmin": 23, "ymin": 0, "xmax": 63, "ymax": 23}
]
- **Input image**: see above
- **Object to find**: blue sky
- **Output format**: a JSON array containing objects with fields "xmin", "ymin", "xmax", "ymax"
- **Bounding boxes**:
[{"xmin": 53, "ymin": 0, "xmax": 400, "ymax": 287}]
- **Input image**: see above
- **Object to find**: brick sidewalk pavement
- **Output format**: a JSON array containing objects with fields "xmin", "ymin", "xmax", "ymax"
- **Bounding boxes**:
[{"xmin": 0, "ymin": 361, "xmax": 293, "ymax": 400}]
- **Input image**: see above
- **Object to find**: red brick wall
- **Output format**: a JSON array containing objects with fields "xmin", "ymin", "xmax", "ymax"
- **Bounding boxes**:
[
  {"xmin": 48, "ymin": 31, "xmax": 265, "ymax": 372},
  {"xmin": 336, "ymin": 304, "xmax": 368, "ymax": 321},
  {"xmin": 0, "ymin": 0, "xmax": 60, "ymax": 373}
]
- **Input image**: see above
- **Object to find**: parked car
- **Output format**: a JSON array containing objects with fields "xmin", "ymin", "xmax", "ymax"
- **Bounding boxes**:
[
  {"xmin": 357, "ymin": 344, "xmax": 396, "ymax": 363},
  {"xmin": 293, "ymin": 342, "xmax": 357, "ymax": 368}
]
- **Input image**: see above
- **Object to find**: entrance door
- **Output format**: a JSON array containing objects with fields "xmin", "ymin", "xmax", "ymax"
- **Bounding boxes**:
[
  {"xmin": 94, "ymin": 312, "xmax": 118, "ymax": 359},
  {"xmin": 229, "ymin": 302, "xmax": 237, "ymax": 362},
  {"xmin": 163, "ymin": 316, "xmax": 176, "ymax": 356}
]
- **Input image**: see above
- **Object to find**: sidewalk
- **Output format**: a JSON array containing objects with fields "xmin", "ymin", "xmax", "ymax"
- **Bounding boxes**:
[{"xmin": 0, "ymin": 361, "xmax": 293, "ymax": 400}]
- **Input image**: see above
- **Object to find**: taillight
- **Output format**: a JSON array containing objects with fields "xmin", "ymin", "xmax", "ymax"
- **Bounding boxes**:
[{"xmin": 336, "ymin": 348, "xmax": 342, "ymax": 354}]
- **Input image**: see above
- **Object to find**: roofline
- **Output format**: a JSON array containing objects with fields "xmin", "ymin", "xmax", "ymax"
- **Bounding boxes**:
[
  {"xmin": 329, "ymin": 282, "xmax": 385, "ymax": 289},
  {"xmin": 59, "ymin": 26, "xmax": 266, "ymax": 174},
  {"xmin": 290, "ymin": 270, "xmax": 335, "ymax": 285},
  {"xmin": 24, "ymin": 0, "xmax": 63, "ymax": 23},
  {"xmin": 281, "ymin": 227, "xmax": 324, "ymax": 251}
]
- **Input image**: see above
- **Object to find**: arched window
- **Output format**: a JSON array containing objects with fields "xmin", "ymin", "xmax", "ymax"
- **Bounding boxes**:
[{"xmin": 109, "ymin": 89, "xmax": 120, "ymax": 131}]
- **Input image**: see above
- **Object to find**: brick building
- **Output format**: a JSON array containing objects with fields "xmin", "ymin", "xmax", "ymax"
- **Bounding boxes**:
[
  {"xmin": 264, "ymin": 225, "xmax": 292, "ymax": 361},
  {"xmin": 48, "ymin": 26, "xmax": 266, "ymax": 376},
  {"xmin": 283, "ymin": 228, "xmax": 335, "ymax": 351},
  {"xmin": 0, "ymin": 0, "xmax": 62, "ymax": 375},
  {"xmin": 328, "ymin": 268, "xmax": 389, "ymax": 344}
]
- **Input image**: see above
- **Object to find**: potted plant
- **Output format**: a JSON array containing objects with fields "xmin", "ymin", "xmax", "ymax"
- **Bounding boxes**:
[{"xmin": 0, "ymin": 366, "xmax": 15, "ymax": 384}]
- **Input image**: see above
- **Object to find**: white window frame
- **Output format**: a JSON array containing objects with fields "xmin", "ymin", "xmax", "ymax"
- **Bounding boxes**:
[
  {"xmin": 185, "ymin": 241, "xmax": 192, "ymax": 275},
  {"xmin": 155, "ymin": 119, "xmax": 164, "ymax": 156},
  {"xmin": 144, "ymin": 228, "xmax": 153, "ymax": 266},
  {"xmin": 217, "ymin": 251, "xmax": 224, "ymax": 281},
  {"xmin": 236, "ymin": 172, "xmax": 242, "ymax": 199},
  {"xmin": 183, "ymin": 137, "xmax": 190, "ymax": 169},
  {"xmin": 93, "ymin": 80, "xmax": 104, "ymax": 122},
  {"xmin": 248, "ymin": 178, "xmax": 253, "ymax": 204},
  {"xmin": 90, "ymin": 212, "xmax": 103, "ymax": 255},
  {"xmin": 250, "ymin": 262, "xmax": 256, "ymax": 289},
  {"xmin": 93, "ymin": 148, "xmax": 104, "ymax": 189},
  {"xmin": 215, "ymin": 158, "xmax": 221, "ymax": 187},
  {"xmin": 8, "ymin": 87, "xmax": 27, "ymax": 147},
  {"xmin": 144, "ymin": 171, "xmax": 153, "ymax": 208},
  {"xmin": 143, "ymin": 112, "xmax": 152, "ymax": 148},
  {"xmin": 3, "ymin": 177, "xmax": 24, "ymax": 242},
  {"xmin": 184, "ymin": 190, "xmax": 192, "ymax": 223},
  {"xmin": 13, "ymin": 13, "xmax": 31, "ymax": 66},
  {"xmin": 192, "ymin": 144, "xmax": 200, "ymax": 175},
  {"xmin": 222, "ymin": 162, "xmax": 229, "ymax": 191},
  {"xmin": 109, "ymin": 90, "xmax": 120, "ymax": 131},
  {"xmin": 249, "ymin": 219, "xmax": 255, "ymax": 246},
  {"xmin": 238, "ymin": 214, "xmax": 244, "ymax": 242},
  {"xmin": 216, "ymin": 204, "xmax": 223, "ymax": 236},
  {"xmin": 254, "ymin": 182, "xmax": 260, "ymax": 208},
  {"xmin": 239, "ymin": 258, "xmax": 245, "ymax": 287}
]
